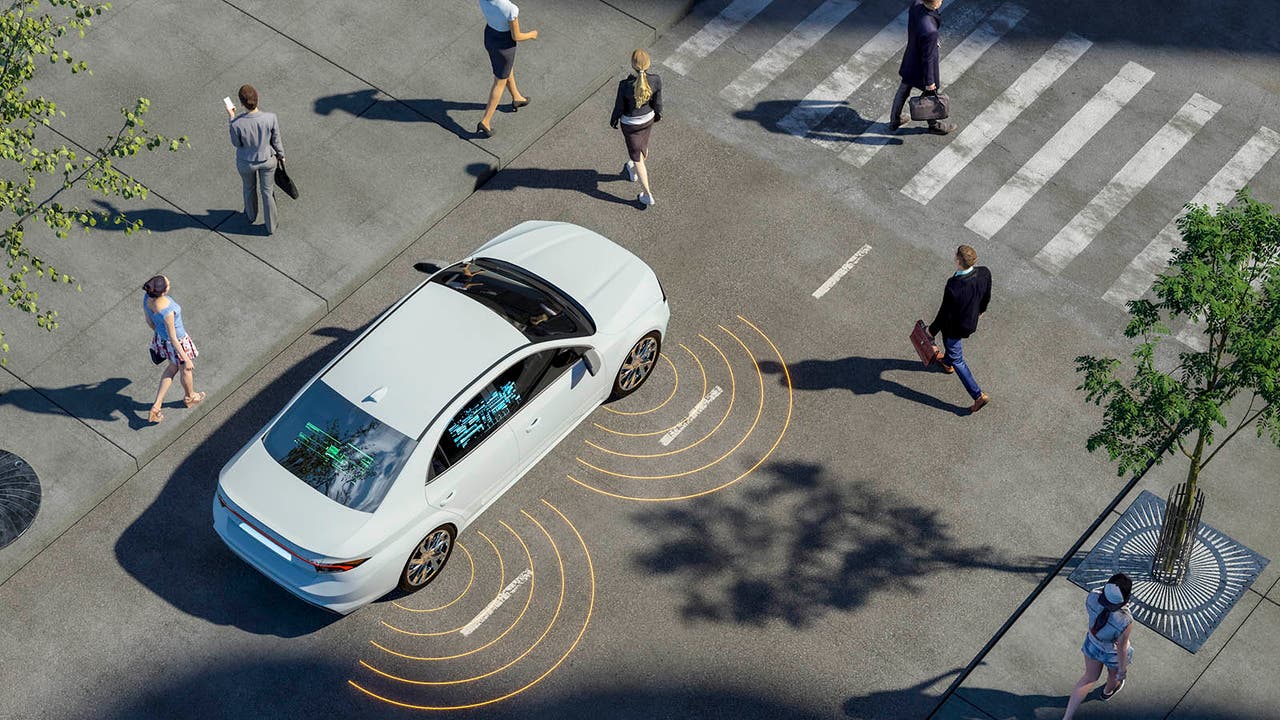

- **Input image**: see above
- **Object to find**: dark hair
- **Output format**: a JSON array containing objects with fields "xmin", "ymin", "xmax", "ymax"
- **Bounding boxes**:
[
  {"xmin": 143, "ymin": 275, "xmax": 167, "ymax": 298},
  {"xmin": 1090, "ymin": 573, "xmax": 1132, "ymax": 636},
  {"xmin": 238, "ymin": 84, "xmax": 259, "ymax": 111}
]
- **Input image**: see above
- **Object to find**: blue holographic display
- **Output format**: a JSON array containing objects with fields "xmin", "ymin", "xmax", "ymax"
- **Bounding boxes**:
[{"xmin": 447, "ymin": 381, "xmax": 521, "ymax": 450}]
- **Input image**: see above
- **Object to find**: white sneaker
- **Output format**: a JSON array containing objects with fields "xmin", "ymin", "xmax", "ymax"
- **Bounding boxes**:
[
  {"xmin": 638, "ymin": 192, "xmax": 655, "ymax": 206},
  {"xmin": 625, "ymin": 161, "xmax": 637, "ymax": 182}
]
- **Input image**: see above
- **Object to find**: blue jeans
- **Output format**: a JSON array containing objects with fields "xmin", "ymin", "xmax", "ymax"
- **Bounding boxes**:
[{"xmin": 943, "ymin": 336, "xmax": 982, "ymax": 400}]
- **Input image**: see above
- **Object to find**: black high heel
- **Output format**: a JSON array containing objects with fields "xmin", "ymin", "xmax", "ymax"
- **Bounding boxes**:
[
  {"xmin": 476, "ymin": 122, "xmax": 494, "ymax": 138},
  {"xmin": 511, "ymin": 97, "xmax": 531, "ymax": 112}
]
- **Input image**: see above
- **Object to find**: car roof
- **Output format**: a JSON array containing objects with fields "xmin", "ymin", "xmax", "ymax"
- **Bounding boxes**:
[{"xmin": 321, "ymin": 283, "xmax": 528, "ymax": 438}]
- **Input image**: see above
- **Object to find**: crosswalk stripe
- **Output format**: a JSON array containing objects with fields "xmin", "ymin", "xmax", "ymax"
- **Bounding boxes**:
[
  {"xmin": 776, "ymin": 1, "xmax": 953, "ymax": 143},
  {"xmin": 663, "ymin": 0, "xmax": 775, "ymax": 76},
  {"xmin": 964, "ymin": 61, "xmax": 1154, "ymax": 239},
  {"xmin": 901, "ymin": 33, "xmax": 1092, "ymax": 205},
  {"xmin": 1033, "ymin": 92, "xmax": 1221, "ymax": 273},
  {"xmin": 841, "ymin": 2, "xmax": 1027, "ymax": 167},
  {"xmin": 720, "ymin": 0, "xmax": 863, "ymax": 107},
  {"xmin": 1101, "ymin": 125, "xmax": 1280, "ymax": 307}
]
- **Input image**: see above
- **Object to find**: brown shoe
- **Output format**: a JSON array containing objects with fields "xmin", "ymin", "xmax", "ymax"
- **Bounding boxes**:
[
  {"xmin": 889, "ymin": 113, "xmax": 910, "ymax": 131},
  {"xmin": 969, "ymin": 393, "xmax": 989, "ymax": 413},
  {"xmin": 929, "ymin": 121, "xmax": 957, "ymax": 135}
]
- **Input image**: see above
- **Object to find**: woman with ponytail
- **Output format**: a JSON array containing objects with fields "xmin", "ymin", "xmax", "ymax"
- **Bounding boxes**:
[
  {"xmin": 610, "ymin": 49, "xmax": 663, "ymax": 207},
  {"xmin": 1062, "ymin": 573, "xmax": 1134, "ymax": 718}
]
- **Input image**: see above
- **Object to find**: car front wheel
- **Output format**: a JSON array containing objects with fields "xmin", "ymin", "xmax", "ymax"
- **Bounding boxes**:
[
  {"xmin": 398, "ymin": 525, "xmax": 456, "ymax": 592},
  {"xmin": 611, "ymin": 331, "xmax": 661, "ymax": 400}
]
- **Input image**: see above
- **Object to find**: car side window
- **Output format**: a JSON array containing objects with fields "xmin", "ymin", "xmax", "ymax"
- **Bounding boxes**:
[
  {"xmin": 431, "ymin": 350, "xmax": 559, "ymax": 472},
  {"xmin": 529, "ymin": 347, "xmax": 587, "ymax": 398}
]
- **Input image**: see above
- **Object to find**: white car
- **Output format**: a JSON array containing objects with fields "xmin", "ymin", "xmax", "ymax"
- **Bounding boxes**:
[{"xmin": 213, "ymin": 221, "xmax": 669, "ymax": 614}]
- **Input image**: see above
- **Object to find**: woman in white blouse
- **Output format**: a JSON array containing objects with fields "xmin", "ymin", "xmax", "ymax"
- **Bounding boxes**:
[{"xmin": 477, "ymin": 0, "xmax": 538, "ymax": 137}]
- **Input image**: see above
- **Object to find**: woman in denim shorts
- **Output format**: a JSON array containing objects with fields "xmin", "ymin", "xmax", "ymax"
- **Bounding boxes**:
[{"xmin": 1063, "ymin": 573, "xmax": 1134, "ymax": 718}]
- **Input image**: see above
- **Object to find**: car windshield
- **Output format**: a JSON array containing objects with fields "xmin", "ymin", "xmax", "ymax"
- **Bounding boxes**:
[
  {"xmin": 432, "ymin": 260, "xmax": 579, "ymax": 339},
  {"xmin": 263, "ymin": 380, "xmax": 416, "ymax": 513}
]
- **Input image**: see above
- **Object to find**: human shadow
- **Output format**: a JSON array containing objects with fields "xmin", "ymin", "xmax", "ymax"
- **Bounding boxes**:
[
  {"xmin": 759, "ymin": 357, "xmax": 969, "ymax": 415},
  {"xmin": 84, "ymin": 200, "xmax": 237, "ymax": 235},
  {"xmin": 465, "ymin": 162, "xmax": 636, "ymax": 206},
  {"xmin": 113, "ymin": 325, "xmax": 367, "ymax": 636},
  {"xmin": 632, "ymin": 461, "xmax": 1054, "ymax": 628},
  {"xmin": 313, "ymin": 87, "xmax": 491, "ymax": 140},
  {"xmin": 842, "ymin": 667, "xmax": 1068, "ymax": 719},
  {"xmin": 0, "ymin": 377, "xmax": 157, "ymax": 430},
  {"xmin": 733, "ymin": 99, "xmax": 930, "ymax": 144}
]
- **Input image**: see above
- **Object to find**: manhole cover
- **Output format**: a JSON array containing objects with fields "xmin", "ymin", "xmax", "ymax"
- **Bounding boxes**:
[{"xmin": 0, "ymin": 450, "xmax": 41, "ymax": 550}]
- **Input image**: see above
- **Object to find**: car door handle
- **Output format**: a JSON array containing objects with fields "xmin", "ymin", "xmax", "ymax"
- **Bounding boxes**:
[
  {"xmin": 525, "ymin": 417, "xmax": 541, "ymax": 433},
  {"xmin": 439, "ymin": 490, "xmax": 456, "ymax": 507}
]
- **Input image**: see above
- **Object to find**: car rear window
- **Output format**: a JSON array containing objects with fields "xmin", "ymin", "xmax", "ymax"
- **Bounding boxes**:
[
  {"xmin": 432, "ymin": 260, "xmax": 579, "ymax": 339},
  {"xmin": 263, "ymin": 380, "xmax": 416, "ymax": 513}
]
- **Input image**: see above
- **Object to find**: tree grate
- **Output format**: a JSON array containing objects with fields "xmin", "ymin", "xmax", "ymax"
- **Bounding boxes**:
[
  {"xmin": 1069, "ymin": 490, "xmax": 1268, "ymax": 653},
  {"xmin": 0, "ymin": 450, "xmax": 41, "ymax": 551}
]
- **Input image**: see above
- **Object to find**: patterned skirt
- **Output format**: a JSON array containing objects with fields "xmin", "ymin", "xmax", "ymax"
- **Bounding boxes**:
[{"xmin": 151, "ymin": 334, "xmax": 199, "ymax": 365}]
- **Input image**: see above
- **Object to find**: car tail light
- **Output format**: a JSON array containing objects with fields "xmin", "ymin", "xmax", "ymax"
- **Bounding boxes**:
[{"xmin": 217, "ymin": 490, "xmax": 369, "ymax": 573}]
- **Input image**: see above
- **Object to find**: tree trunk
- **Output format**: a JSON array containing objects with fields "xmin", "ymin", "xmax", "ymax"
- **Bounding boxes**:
[{"xmin": 1152, "ymin": 431, "xmax": 1207, "ymax": 584}]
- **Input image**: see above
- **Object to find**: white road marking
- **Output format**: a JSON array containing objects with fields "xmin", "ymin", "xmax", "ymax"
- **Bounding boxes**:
[
  {"xmin": 460, "ymin": 568, "xmax": 533, "ymax": 637},
  {"xmin": 1102, "ymin": 125, "xmax": 1280, "ymax": 306},
  {"xmin": 720, "ymin": 0, "xmax": 863, "ymax": 107},
  {"xmin": 660, "ymin": 386, "xmax": 724, "ymax": 446},
  {"xmin": 812, "ymin": 243, "xmax": 873, "ymax": 298},
  {"xmin": 663, "ymin": 0, "xmax": 775, "ymax": 76},
  {"xmin": 777, "ymin": 2, "xmax": 954, "ymax": 143},
  {"xmin": 901, "ymin": 33, "xmax": 1092, "ymax": 205},
  {"xmin": 965, "ymin": 61, "xmax": 1154, "ymax": 238},
  {"xmin": 1034, "ymin": 93, "xmax": 1221, "ymax": 273},
  {"xmin": 841, "ymin": 2, "xmax": 1027, "ymax": 167}
]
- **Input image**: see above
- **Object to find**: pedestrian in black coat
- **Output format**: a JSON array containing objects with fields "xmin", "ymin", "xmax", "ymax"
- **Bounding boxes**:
[
  {"xmin": 929, "ymin": 245, "xmax": 991, "ymax": 413},
  {"xmin": 890, "ymin": 0, "xmax": 957, "ymax": 135}
]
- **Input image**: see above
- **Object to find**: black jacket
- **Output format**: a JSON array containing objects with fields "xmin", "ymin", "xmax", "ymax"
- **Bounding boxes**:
[
  {"xmin": 929, "ymin": 266, "xmax": 991, "ymax": 339},
  {"xmin": 898, "ymin": 0, "xmax": 941, "ymax": 91},
  {"xmin": 610, "ymin": 72, "xmax": 663, "ymax": 127}
]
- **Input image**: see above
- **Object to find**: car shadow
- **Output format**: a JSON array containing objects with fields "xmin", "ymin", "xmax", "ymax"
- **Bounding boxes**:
[{"xmin": 113, "ymin": 324, "xmax": 375, "ymax": 636}]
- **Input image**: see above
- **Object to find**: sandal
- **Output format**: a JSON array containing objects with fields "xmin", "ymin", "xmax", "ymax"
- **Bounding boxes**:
[
  {"xmin": 184, "ymin": 391, "xmax": 207, "ymax": 408},
  {"xmin": 148, "ymin": 407, "xmax": 164, "ymax": 424}
]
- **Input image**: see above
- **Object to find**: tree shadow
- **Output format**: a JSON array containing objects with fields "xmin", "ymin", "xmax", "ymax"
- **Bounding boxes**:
[
  {"xmin": 465, "ymin": 162, "xmax": 638, "ymax": 206},
  {"xmin": 759, "ymin": 357, "xmax": 969, "ymax": 415},
  {"xmin": 632, "ymin": 461, "xmax": 1054, "ymax": 628},
  {"xmin": 112, "ymin": 324, "xmax": 370, "ymax": 637},
  {"xmin": 312, "ymin": 87, "xmax": 493, "ymax": 140},
  {"xmin": 732, "ymin": 99, "xmax": 930, "ymax": 144},
  {"xmin": 0, "ymin": 377, "xmax": 158, "ymax": 430},
  {"xmin": 83, "ymin": 200, "xmax": 239, "ymax": 235}
]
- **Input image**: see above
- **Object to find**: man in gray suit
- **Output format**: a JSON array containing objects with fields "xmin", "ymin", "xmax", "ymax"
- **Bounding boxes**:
[{"xmin": 227, "ymin": 84, "xmax": 284, "ymax": 234}]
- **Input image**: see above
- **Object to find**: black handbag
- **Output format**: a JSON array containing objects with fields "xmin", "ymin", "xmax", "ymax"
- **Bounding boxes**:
[
  {"xmin": 149, "ymin": 346, "xmax": 165, "ymax": 365},
  {"xmin": 274, "ymin": 156, "xmax": 299, "ymax": 199},
  {"xmin": 909, "ymin": 92, "xmax": 950, "ymax": 121}
]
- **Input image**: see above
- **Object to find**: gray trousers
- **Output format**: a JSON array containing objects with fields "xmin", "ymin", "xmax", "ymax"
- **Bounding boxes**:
[
  {"xmin": 890, "ymin": 81, "xmax": 943, "ymax": 129},
  {"xmin": 237, "ymin": 156, "xmax": 278, "ymax": 234}
]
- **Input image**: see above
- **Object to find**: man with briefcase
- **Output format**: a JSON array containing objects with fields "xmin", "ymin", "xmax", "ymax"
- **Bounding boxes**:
[{"xmin": 889, "ymin": 0, "xmax": 957, "ymax": 136}]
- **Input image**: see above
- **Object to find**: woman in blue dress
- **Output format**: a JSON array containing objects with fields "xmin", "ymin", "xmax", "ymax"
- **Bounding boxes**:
[
  {"xmin": 1062, "ymin": 573, "xmax": 1134, "ymax": 718},
  {"xmin": 142, "ymin": 275, "xmax": 206, "ymax": 424}
]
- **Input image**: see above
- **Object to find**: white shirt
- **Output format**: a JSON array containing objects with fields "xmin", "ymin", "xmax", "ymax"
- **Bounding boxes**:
[{"xmin": 479, "ymin": 0, "xmax": 519, "ymax": 31}]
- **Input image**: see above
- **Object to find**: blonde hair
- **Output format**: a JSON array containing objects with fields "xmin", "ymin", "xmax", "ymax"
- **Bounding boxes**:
[
  {"xmin": 956, "ymin": 245, "xmax": 978, "ymax": 269},
  {"xmin": 631, "ymin": 49, "xmax": 652, "ymax": 106}
]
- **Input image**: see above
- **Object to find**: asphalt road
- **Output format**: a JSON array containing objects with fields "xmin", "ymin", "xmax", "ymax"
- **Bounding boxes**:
[{"xmin": 3, "ymin": 1, "xmax": 1279, "ymax": 718}]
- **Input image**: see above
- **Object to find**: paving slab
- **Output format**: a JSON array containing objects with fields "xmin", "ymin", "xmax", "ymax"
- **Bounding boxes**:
[
  {"xmin": 21, "ymin": 229, "xmax": 324, "ymax": 466},
  {"xmin": 955, "ymin": 521, "xmax": 1266, "ymax": 720},
  {"xmin": 1167, "ymin": 598, "xmax": 1280, "ymax": 720},
  {"xmin": 0, "ymin": 370, "xmax": 136, "ymax": 584},
  {"xmin": 932, "ymin": 694, "xmax": 998, "ymax": 720},
  {"xmin": 601, "ymin": 0, "xmax": 698, "ymax": 33}
]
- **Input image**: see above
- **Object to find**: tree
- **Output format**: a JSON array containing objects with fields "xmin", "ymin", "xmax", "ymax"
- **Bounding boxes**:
[
  {"xmin": 1076, "ymin": 188, "xmax": 1280, "ymax": 583},
  {"xmin": 1, "ymin": 0, "xmax": 186, "ymax": 365}
]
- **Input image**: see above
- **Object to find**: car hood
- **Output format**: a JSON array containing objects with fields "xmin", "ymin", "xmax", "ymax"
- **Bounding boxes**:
[
  {"xmin": 474, "ymin": 221, "xmax": 663, "ymax": 334},
  {"xmin": 218, "ymin": 437, "xmax": 374, "ymax": 559}
]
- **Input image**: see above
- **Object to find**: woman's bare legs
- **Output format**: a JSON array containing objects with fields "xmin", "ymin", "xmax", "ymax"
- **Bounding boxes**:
[
  {"xmin": 178, "ymin": 362, "xmax": 198, "ymax": 401},
  {"xmin": 635, "ymin": 150, "xmax": 652, "ymax": 198},
  {"xmin": 1062, "ymin": 657, "xmax": 1104, "ymax": 720},
  {"xmin": 480, "ymin": 76, "xmax": 505, "ymax": 130},
  {"xmin": 151, "ymin": 363, "xmax": 179, "ymax": 417},
  {"xmin": 505, "ymin": 70, "xmax": 527, "ymax": 105}
]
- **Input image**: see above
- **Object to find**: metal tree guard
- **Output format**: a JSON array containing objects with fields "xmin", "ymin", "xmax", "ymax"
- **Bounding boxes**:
[{"xmin": 1151, "ymin": 483, "xmax": 1205, "ymax": 584}]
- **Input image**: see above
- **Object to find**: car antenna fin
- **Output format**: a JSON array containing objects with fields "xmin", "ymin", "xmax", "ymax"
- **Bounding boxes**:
[{"xmin": 363, "ymin": 386, "xmax": 389, "ymax": 404}]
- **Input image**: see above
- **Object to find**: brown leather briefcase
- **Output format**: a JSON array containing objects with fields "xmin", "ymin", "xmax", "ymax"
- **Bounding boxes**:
[
  {"xmin": 910, "ymin": 319, "xmax": 937, "ymax": 366},
  {"xmin": 909, "ymin": 93, "xmax": 950, "ymax": 121}
]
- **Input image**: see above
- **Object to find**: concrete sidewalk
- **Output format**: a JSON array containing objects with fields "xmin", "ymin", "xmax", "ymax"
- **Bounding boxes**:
[{"xmin": 0, "ymin": 0, "xmax": 693, "ymax": 583}]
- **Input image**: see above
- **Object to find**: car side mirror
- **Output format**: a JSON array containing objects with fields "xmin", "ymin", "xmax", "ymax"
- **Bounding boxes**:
[{"xmin": 582, "ymin": 348, "xmax": 603, "ymax": 376}]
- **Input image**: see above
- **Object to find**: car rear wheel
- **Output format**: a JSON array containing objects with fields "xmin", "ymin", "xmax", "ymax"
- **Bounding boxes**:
[
  {"xmin": 398, "ymin": 525, "xmax": 455, "ymax": 592},
  {"xmin": 611, "ymin": 331, "xmax": 661, "ymax": 400}
]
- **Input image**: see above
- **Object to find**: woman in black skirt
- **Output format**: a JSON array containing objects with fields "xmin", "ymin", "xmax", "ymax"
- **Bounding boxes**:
[
  {"xmin": 477, "ymin": 0, "xmax": 537, "ymax": 137},
  {"xmin": 610, "ymin": 49, "xmax": 662, "ymax": 207}
]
